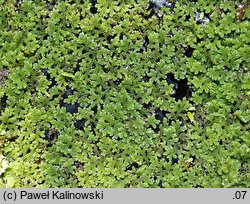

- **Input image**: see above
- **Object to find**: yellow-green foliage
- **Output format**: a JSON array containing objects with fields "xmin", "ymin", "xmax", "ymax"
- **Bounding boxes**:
[{"xmin": 0, "ymin": 0, "xmax": 249, "ymax": 187}]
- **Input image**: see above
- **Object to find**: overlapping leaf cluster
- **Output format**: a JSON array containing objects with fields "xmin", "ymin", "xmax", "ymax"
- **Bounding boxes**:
[{"xmin": 0, "ymin": 0, "xmax": 249, "ymax": 187}]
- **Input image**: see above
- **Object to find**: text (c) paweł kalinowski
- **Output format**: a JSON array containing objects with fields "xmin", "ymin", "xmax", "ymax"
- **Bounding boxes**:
[{"xmin": 20, "ymin": 191, "xmax": 104, "ymax": 200}]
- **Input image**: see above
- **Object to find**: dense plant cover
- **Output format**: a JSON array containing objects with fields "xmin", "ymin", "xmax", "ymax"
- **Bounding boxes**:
[{"xmin": 0, "ymin": 0, "xmax": 249, "ymax": 187}]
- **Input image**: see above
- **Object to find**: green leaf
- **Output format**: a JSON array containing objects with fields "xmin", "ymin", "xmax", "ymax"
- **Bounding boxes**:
[
  {"xmin": 187, "ymin": 112, "xmax": 194, "ymax": 122},
  {"xmin": 61, "ymin": 72, "xmax": 75, "ymax": 78}
]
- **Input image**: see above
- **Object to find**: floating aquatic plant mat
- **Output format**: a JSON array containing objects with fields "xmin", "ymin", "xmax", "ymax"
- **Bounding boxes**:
[{"xmin": 0, "ymin": 0, "xmax": 249, "ymax": 187}]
